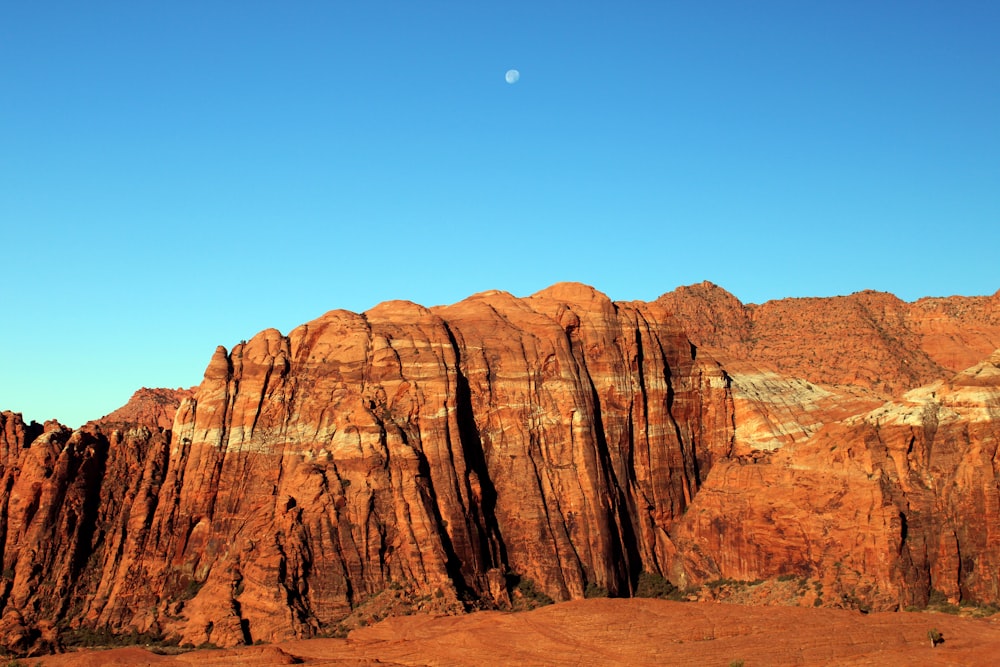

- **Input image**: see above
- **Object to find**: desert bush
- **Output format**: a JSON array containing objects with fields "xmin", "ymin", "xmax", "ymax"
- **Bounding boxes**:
[
  {"xmin": 634, "ymin": 572, "xmax": 683, "ymax": 600},
  {"xmin": 967, "ymin": 603, "xmax": 1000, "ymax": 618},
  {"xmin": 926, "ymin": 590, "xmax": 960, "ymax": 614},
  {"xmin": 928, "ymin": 589, "xmax": 949, "ymax": 606},
  {"xmin": 584, "ymin": 582, "xmax": 609, "ymax": 598},
  {"xmin": 510, "ymin": 575, "xmax": 554, "ymax": 607},
  {"xmin": 61, "ymin": 626, "xmax": 173, "ymax": 649},
  {"xmin": 173, "ymin": 574, "xmax": 205, "ymax": 602},
  {"xmin": 317, "ymin": 624, "xmax": 349, "ymax": 639}
]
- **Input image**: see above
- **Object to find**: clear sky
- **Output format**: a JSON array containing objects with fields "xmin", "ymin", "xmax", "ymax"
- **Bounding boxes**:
[{"xmin": 2, "ymin": 1, "xmax": 998, "ymax": 427}]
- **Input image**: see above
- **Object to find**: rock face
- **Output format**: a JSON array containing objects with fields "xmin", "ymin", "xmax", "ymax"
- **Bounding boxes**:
[
  {"xmin": 94, "ymin": 387, "xmax": 194, "ymax": 431},
  {"xmin": 93, "ymin": 284, "xmax": 737, "ymax": 647},
  {"xmin": 656, "ymin": 282, "xmax": 1000, "ymax": 397},
  {"xmin": 0, "ymin": 282, "xmax": 998, "ymax": 654},
  {"xmin": 669, "ymin": 350, "xmax": 1000, "ymax": 609}
]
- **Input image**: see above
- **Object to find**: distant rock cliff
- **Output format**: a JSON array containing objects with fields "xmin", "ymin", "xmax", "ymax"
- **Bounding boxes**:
[
  {"xmin": 95, "ymin": 387, "xmax": 194, "ymax": 431},
  {"xmin": 670, "ymin": 350, "xmax": 1000, "ymax": 609},
  {"xmin": 0, "ymin": 282, "xmax": 998, "ymax": 654},
  {"xmin": 656, "ymin": 281, "xmax": 1000, "ymax": 396}
]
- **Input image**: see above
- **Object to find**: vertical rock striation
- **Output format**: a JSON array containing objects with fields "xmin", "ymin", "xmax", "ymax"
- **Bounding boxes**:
[
  {"xmin": 669, "ymin": 350, "xmax": 1000, "ymax": 608},
  {"xmin": 657, "ymin": 282, "xmax": 1000, "ymax": 397},
  {"xmin": 0, "ymin": 283, "xmax": 738, "ymax": 648},
  {"xmin": 0, "ymin": 281, "xmax": 997, "ymax": 653}
]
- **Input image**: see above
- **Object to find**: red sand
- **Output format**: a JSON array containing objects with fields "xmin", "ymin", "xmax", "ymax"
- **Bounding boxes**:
[{"xmin": 35, "ymin": 599, "xmax": 1000, "ymax": 666}]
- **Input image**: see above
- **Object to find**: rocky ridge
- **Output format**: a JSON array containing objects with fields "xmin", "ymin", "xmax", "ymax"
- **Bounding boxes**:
[
  {"xmin": 0, "ymin": 282, "xmax": 998, "ymax": 655},
  {"xmin": 671, "ymin": 351, "xmax": 1000, "ymax": 608},
  {"xmin": 95, "ymin": 387, "xmax": 195, "ymax": 431},
  {"xmin": 656, "ymin": 281, "xmax": 1000, "ymax": 396}
]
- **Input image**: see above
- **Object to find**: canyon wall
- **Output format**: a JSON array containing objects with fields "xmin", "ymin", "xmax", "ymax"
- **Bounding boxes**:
[
  {"xmin": 656, "ymin": 281, "xmax": 1000, "ymax": 396},
  {"xmin": 670, "ymin": 351, "xmax": 1000, "ymax": 608},
  {"xmin": 1, "ymin": 282, "xmax": 997, "ymax": 653}
]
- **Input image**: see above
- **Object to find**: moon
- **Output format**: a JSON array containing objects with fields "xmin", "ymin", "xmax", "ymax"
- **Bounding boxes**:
[{"xmin": 505, "ymin": 69, "xmax": 520, "ymax": 84}]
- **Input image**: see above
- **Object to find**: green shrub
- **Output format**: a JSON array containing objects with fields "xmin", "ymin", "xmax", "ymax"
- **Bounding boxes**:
[
  {"xmin": 635, "ymin": 572, "xmax": 683, "ymax": 600},
  {"xmin": 61, "ymin": 626, "xmax": 174, "ymax": 649},
  {"xmin": 166, "ymin": 572, "xmax": 205, "ymax": 604},
  {"xmin": 927, "ymin": 590, "xmax": 960, "ymax": 614},
  {"xmin": 514, "ymin": 576, "xmax": 554, "ymax": 606},
  {"xmin": 317, "ymin": 624, "xmax": 349, "ymax": 639},
  {"xmin": 584, "ymin": 582, "xmax": 609, "ymax": 598},
  {"xmin": 968, "ymin": 603, "xmax": 1000, "ymax": 617},
  {"xmin": 928, "ymin": 589, "xmax": 948, "ymax": 606}
]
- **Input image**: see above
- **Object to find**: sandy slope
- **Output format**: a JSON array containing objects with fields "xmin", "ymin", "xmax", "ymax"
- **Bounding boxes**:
[{"xmin": 36, "ymin": 599, "xmax": 1000, "ymax": 666}]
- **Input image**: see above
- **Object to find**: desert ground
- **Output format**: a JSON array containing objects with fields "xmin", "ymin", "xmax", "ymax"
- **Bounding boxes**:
[{"xmin": 34, "ymin": 598, "xmax": 1000, "ymax": 666}]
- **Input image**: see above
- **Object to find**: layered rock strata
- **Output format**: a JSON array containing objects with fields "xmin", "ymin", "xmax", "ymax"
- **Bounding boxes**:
[
  {"xmin": 0, "ymin": 282, "xmax": 997, "ymax": 653},
  {"xmin": 669, "ymin": 350, "xmax": 1000, "ymax": 608},
  {"xmin": 1, "ymin": 284, "xmax": 737, "ymax": 648},
  {"xmin": 95, "ymin": 387, "xmax": 194, "ymax": 431},
  {"xmin": 657, "ymin": 282, "xmax": 1000, "ymax": 396}
]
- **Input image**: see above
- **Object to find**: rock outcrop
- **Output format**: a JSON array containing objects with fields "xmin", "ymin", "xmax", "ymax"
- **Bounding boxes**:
[
  {"xmin": 0, "ymin": 282, "xmax": 998, "ymax": 654},
  {"xmin": 656, "ymin": 282, "xmax": 1000, "ymax": 397},
  {"xmin": 669, "ymin": 350, "xmax": 1000, "ymax": 608},
  {"xmin": 94, "ymin": 387, "xmax": 194, "ymax": 431}
]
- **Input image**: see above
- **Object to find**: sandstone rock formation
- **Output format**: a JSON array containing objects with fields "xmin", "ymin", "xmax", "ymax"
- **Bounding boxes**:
[
  {"xmin": 95, "ymin": 387, "xmax": 194, "ymax": 431},
  {"xmin": 0, "ymin": 282, "xmax": 998, "ymax": 655},
  {"xmin": 669, "ymin": 349, "xmax": 1000, "ymax": 609},
  {"xmin": 656, "ymin": 281, "xmax": 1000, "ymax": 396}
]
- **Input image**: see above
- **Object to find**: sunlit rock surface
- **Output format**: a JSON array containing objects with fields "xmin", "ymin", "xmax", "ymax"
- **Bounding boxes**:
[{"xmin": 1, "ymin": 282, "xmax": 998, "ymax": 654}]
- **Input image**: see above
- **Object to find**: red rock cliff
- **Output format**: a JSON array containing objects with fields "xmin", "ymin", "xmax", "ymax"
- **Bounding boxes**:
[
  {"xmin": 0, "ymin": 284, "xmax": 737, "ymax": 649},
  {"xmin": 657, "ymin": 282, "xmax": 1000, "ymax": 396},
  {"xmin": 669, "ymin": 350, "xmax": 1000, "ymax": 609},
  {"xmin": 0, "ymin": 282, "xmax": 997, "ymax": 654},
  {"xmin": 94, "ymin": 387, "xmax": 194, "ymax": 431}
]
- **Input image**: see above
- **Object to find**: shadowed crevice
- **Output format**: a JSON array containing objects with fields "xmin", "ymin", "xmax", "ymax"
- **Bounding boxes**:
[
  {"xmin": 587, "ymin": 378, "xmax": 641, "ymax": 597},
  {"xmin": 442, "ymin": 323, "xmax": 509, "ymax": 581}
]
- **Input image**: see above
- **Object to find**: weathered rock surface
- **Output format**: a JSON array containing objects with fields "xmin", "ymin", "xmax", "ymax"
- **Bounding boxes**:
[
  {"xmin": 657, "ymin": 282, "xmax": 1000, "ymax": 397},
  {"xmin": 669, "ymin": 350, "xmax": 1000, "ymax": 609},
  {"xmin": 0, "ymin": 281, "xmax": 998, "ymax": 655},
  {"xmin": 95, "ymin": 387, "xmax": 194, "ymax": 431}
]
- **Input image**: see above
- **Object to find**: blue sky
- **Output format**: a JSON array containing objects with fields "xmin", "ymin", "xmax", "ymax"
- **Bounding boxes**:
[{"xmin": 2, "ymin": 1, "xmax": 998, "ymax": 427}]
